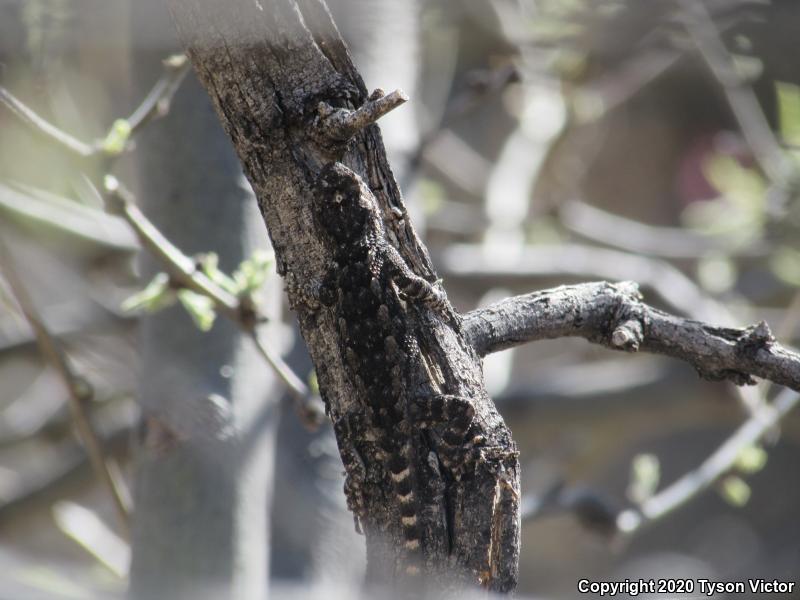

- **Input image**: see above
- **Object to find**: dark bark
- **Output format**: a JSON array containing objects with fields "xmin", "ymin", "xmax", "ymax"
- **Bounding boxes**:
[
  {"xmin": 168, "ymin": 0, "xmax": 520, "ymax": 593},
  {"xmin": 128, "ymin": 3, "xmax": 280, "ymax": 598}
]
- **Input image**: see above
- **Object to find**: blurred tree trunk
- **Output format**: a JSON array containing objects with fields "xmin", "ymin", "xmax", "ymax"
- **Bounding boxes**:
[
  {"xmin": 169, "ymin": 0, "xmax": 520, "ymax": 593},
  {"xmin": 127, "ymin": 2, "xmax": 281, "ymax": 599}
]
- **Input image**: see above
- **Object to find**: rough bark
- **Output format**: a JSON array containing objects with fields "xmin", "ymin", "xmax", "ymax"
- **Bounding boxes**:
[
  {"xmin": 464, "ymin": 281, "xmax": 800, "ymax": 392},
  {"xmin": 128, "ymin": 3, "xmax": 280, "ymax": 598},
  {"xmin": 271, "ymin": 0, "xmax": 421, "ymax": 587},
  {"xmin": 168, "ymin": 0, "xmax": 520, "ymax": 593}
]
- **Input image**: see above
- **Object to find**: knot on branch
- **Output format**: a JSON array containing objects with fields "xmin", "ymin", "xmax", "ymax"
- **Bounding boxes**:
[
  {"xmin": 609, "ymin": 283, "xmax": 646, "ymax": 352},
  {"xmin": 696, "ymin": 320, "xmax": 777, "ymax": 385},
  {"xmin": 315, "ymin": 88, "xmax": 409, "ymax": 145},
  {"xmin": 736, "ymin": 320, "xmax": 775, "ymax": 356},
  {"xmin": 611, "ymin": 319, "xmax": 643, "ymax": 351}
]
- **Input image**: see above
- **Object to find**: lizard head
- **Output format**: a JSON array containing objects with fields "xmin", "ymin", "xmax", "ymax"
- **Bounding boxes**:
[{"xmin": 314, "ymin": 163, "xmax": 382, "ymax": 246}]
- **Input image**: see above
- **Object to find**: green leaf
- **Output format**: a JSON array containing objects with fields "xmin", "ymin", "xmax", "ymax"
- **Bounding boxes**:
[
  {"xmin": 199, "ymin": 252, "xmax": 238, "ymax": 295},
  {"xmin": 769, "ymin": 246, "xmax": 800, "ymax": 287},
  {"xmin": 121, "ymin": 273, "xmax": 176, "ymax": 313},
  {"xmin": 682, "ymin": 153, "xmax": 766, "ymax": 242},
  {"xmin": 527, "ymin": 215, "xmax": 563, "ymax": 244},
  {"xmin": 308, "ymin": 370, "xmax": 319, "ymax": 395},
  {"xmin": 730, "ymin": 54, "xmax": 763, "ymax": 82},
  {"xmin": 735, "ymin": 444, "xmax": 768, "ymax": 474},
  {"xmin": 705, "ymin": 154, "xmax": 766, "ymax": 213},
  {"xmin": 177, "ymin": 290, "xmax": 216, "ymax": 331},
  {"xmin": 628, "ymin": 453, "xmax": 660, "ymax": 503},
  {"xmin": 418, "ymin": 179, "xmax": 445, "ymax": 216},
  {"xmin": 232, "ymin": 250, "xmax": 274, "ymax": 295},
  {"xmin": 776, "ymin": 81, "xmax": 800, "ymax": 147},
  {"xmin": 719, "ymin": 475, "xmax": 751, "ymax": 507},
  {"xmin": 101, "ymin": 119, "xmax": 132, "ymax": 155},
  {"xmin": 697, "ymin": 255, "xmax": 737, "ymax": 294}
]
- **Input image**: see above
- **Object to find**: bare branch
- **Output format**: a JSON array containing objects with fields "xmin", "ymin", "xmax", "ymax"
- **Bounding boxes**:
[
  {"xmin": 0, "ymin": 53, "xmax": 189, "ymax": 161},
  {"xmin": 442, "ymin": 243, "xmax": 765, "ymax": 414},
  {"xmin": 0, "ymin": 87, "xmax": 96, "ymax": 157},
  {"xmin": 103, "ymin": 176, "xmax": 240, "ymax": 317},
  {"xmin": 442, "ymin": 243, "xmax": 728, "ymax": 321},
  {"xmin": 102, "ymin": 176, "xmax": 323, "ymax": 425},
  {"xmin": 559, "ymin": 199, "xmax": 767, "ymax": 259},
  {"xmin": 463, "ymin": 281, "xmax": 800, "ymax": 393},
  {"xmin": 617, "ymin": 387, "xmax": 799, "ymax": 534},
  {"xmin": 317, "ymin": 88, "xmax": 409, "ymax": 142},
  {"xmin": 125, "ymin": 54, "xmax": 191, "ymax": 135},
  {"xmin": 0, "ymin": 77, "xmax": 322, "ymax": 426},
  {"xmin": 0, "ymin": 238, "xmax": 131, "ymax": 536}
]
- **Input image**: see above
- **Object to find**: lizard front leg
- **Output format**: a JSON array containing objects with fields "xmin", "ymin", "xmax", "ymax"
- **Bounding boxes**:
[{"xmin": 379, "ymin": 243, "xmax": 459, "ymax": 325}]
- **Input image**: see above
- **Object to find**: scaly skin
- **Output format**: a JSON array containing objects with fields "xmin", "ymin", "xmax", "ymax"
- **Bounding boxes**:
[{"xmin": 313, "ymin": 162, "xmax": 475, "ymax": 578}]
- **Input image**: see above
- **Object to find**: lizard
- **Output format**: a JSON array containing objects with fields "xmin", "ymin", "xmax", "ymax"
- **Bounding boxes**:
[{"xmin": 309, "ymin": 161, "xmax": 477, "ymax": 578}]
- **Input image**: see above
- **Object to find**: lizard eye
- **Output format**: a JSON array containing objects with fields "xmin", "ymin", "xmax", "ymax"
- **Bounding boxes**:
[{"xmin": 333, "ymin": 192, "xmax": 344, "ymax": 204}]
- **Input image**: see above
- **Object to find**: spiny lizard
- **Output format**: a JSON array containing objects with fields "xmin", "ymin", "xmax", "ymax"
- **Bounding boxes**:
[{"xmin": 311, "ymin": 162, "xmax": 477, "ymax": 577}]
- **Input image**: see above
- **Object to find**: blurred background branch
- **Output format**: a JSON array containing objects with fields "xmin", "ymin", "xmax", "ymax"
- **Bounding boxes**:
[
  {"xmin": 0, "ymin": 237, "xmax": 131, "ymax": 537},
  {"xmin": 0, "ymin": 0, "xmax": 799, "ymax": 597}
]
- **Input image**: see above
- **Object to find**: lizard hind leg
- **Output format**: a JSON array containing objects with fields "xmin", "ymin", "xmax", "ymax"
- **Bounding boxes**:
[{"xmin": 410, "ymin": 395, "xmax": 479, "ymax": 478}]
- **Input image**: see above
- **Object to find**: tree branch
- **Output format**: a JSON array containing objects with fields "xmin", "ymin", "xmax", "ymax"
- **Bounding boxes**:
[
  {"xmin": 102, "ymin": 176, "xmax": 323, "ymax": 426},
  {"xmin": 0, "ymin": 70, "xmax": 321, "ymax": 427},
  {"xmin": 443, "ymin": 243, "xmax": 766, "ymax": 415},
  {"xmin": 0, "ymin": 87, "xmax": 96, "ymax": 157},
  {"xmin": 124, "ymin": 54, "xmax": 191, "ymax": 135},
  {"xmin": 464, "ymin": 281, "xmax": 800, "ymax": 392},
  {"xmin": 317, "ymin": 87, "xmax": 409, "ymax": 142},
  {"xmin": 0, "ymin": 54, "xmax": 190, "ymax": 160},
  {"xmin": 0, "ymin": 238, "xmax": 131, "ymax": 536},
  {"xmin": 559, "ymin": 199, "xmax": 767, "ymax": 259},
  {"xmin": 617, "ymin": 386, "xmax": 799, "ymax": 534}
]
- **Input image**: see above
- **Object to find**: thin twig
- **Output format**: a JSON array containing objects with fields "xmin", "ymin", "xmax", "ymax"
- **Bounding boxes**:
[
  {"xmin": 0, "ymin": 238, "xmax": 130, "ymax": 536},
  {"xmin": 103, "ymin": 176, "xmax": 322, "ymax": 424},
  {"xmin": 103, "ymin": 177, "xmax": 240, "ymax": 318},
  {"xmin": 1, "ymin": 80, "xmax": 321, "ymax": 426},
  {"xmin": 249, "ymin": 330, "xmax": 322, "ymax": 426},
  {"xmin": 125, "ymin": 54, "xmax": 191, "ymax": 135},
  {"xmin": 0, "ymin": 87, "xmax": 95, "ymax": 157},
  {"xmin": 681, "ymin": 1, "xmax": 796, "ymax": 192},
  {"xmin": 0, "ymin": 53, "xmax": 190, "ymax": 160},
  {"xmin": 617, "ymin": 387, "xmax": 799, "ymax": 534},
  {"xmin": 560, "ymin": 199, "xmax": 768, "ymax": 259}
]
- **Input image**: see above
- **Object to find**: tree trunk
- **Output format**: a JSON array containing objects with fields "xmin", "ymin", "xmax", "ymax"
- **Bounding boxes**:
[
  {"xmin": 128, "ymin": 3, "xmax": 281, "ymax": 598},
  {"xmin": 271, "ymin": 0, "xmax": 422, "ymax": 587},
  {"xmin": 168, "ymin": 0, "xmax": 520, "ymax": 593}
]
